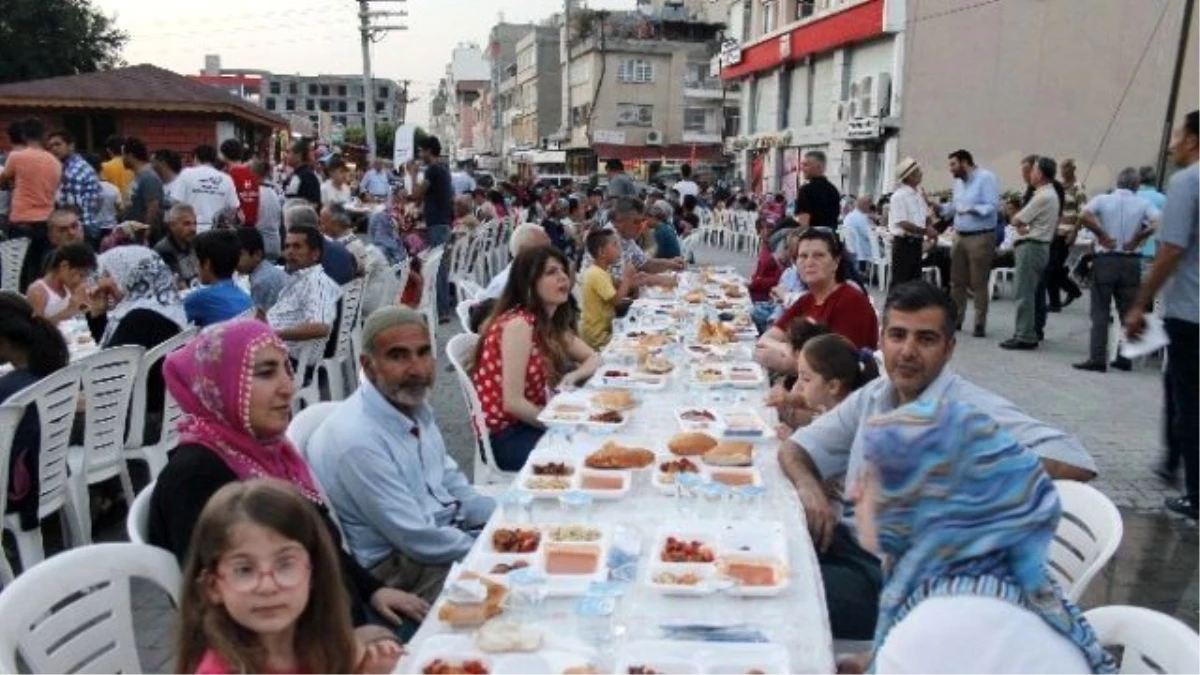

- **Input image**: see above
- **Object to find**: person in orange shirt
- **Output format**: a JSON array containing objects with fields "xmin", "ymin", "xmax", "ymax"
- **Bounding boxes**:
[
  {"xmin": 100, "ymin": 134, "xmax": 134, "ymax": 200},
  {"xmin": 0, "ymin": 118, "xmax": 63, "ymax": 291}
]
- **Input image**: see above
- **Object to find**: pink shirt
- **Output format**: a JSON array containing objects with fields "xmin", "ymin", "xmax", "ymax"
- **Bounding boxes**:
[
  {"xmin": 194, "ymin": 649, "xmax": 306, "ymax": 674},
  {"xmin": 4, "ymin": 148, "xmax": 61, "ymax": 223}
]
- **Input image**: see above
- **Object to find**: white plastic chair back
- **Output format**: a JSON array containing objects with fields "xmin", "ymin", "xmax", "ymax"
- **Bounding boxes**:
[
  {"xmin": 1049, "ymin": 480, "xmax": 1124, "ymax": 602},
  {"xmin": 457, "ymin": 299, "xmax": 477, "ymax": 335},
  {"xmin": 1, "ymin": 362, "xmax": 89, "ymax": 564},
  {"xmin": 0, "ymin": 238, "xmax": 30, "ymax": 293},
  {"xmin": 419, "ymin": 245, "xmax": 446, "ymax": 352},
  {"xmin": 448, "ymin": 233, "xmax": 472, "ymax": 283},
  {"xmin": 0, "ymin": 543, "xmax": 181, "ymax": 674},
  {"xmin": 445, "ymin": 333, "xmax": 515, "ymax": 485},
  {"xmin": 314, "ymin": 278, "xmax": 365, "ymax": 401},
  {"xmin": 1084, "ymin": 605, "xmax": 1200, "ymax": 674},
  {"xmin": 124, "ymin": 327, "xmax": 198, "ymax": 480},
  {"xmin": 69, "ymin": 346, "xmax": 143, "ymax": 538},
  {"xmin": 125, "ymin": 481, "xmax": 153, "ymax": 545},
  {"xmin": 287, "ymin": 401, "xmax": 342, "ymax": 462},
  {"xmin": 0, "ymin": 405, "xmax": 24, "ymax": 584}
]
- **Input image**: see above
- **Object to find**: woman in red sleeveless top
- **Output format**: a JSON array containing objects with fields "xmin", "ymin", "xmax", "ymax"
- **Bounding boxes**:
[{"xmin": 471, "ymin": 247, "xmax": 600, "ymax": 471}]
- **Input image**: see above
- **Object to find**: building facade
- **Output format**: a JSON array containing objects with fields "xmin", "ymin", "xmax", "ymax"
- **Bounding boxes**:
[{"xmin": 513, "ymin": 27, "xmax": 564, "ymax": 151}]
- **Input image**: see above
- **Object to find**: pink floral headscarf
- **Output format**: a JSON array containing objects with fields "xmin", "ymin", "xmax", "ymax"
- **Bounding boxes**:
[{"xmin": 163, "ymin": 319, "xmax": 322, "ymax": 503}]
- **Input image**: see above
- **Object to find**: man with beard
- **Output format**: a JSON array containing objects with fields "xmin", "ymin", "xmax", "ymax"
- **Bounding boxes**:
[{"xmin": 307, "ymin": 307, "xmax": 496, "ymax": 603}]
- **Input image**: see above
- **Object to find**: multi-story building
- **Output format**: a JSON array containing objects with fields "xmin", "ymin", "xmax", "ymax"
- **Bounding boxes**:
[
  {"xmin": 432, "ymin": 44, "xmax": 491, "ymax": 162},
  {"xmin": 719, "ymin": 0, "xmax": 1197, "ymax": 199},
  {"xmin": 189, "ymin": 55, "xmax": 408, "ymax": 137},
  {"xmin": 509, "ymin": 26, "xmax": 566, "ymax": 176},
  {"xmin": 564, "ymin": 8, "xmax": 734, "ymax": 179},
  {"xmin": 487, "ymin": 23, "xmax": 537, "ymax": 160}
]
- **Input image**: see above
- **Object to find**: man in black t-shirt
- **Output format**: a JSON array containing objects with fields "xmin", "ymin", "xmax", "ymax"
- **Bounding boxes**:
[
  {"xmin": 408, "ymin": 135, "xmax": 455, "ymax": 321},
  {"xmin": 794, "ymin": 150, "xmax": 841, "ymax": 230},
  {"xmin": 283, "ymin": 138, "xmax": 321, "ymax": 207}
]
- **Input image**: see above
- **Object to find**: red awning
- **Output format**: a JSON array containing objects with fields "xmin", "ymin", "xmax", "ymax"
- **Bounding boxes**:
[{"xmin": 591, "ymin": 143, "xmax": 726, "ymax": 163}]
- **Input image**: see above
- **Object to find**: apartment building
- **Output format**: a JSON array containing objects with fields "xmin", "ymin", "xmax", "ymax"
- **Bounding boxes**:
[
  {"xmin": 719, "ymin": 0, "xmax": 1197, "ymax": 199},
  {"xmin": 565, "ymin": 9, "xmax": 734, "ymax": 178},
  {"xmin": 486, "ymin": 23, "xmax": 537, "ymax": 160}
]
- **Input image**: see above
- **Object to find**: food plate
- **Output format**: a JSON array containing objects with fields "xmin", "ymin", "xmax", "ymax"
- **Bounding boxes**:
[
  {"xmin": 644, "ymin": 521, "xmax": 790, "ymax": 598},
  {"xmin": 516, "ymin": 454, "xmax": 633, "ymax": 500},
  {"xmin": 469, "ymin": 522, "xmax": 613, "ymax": 597},
  {"xmin": 687, "ymin": 363, "xmax": 766, "ymax": 389},
  {"xmin": 673, "ymin": 407, "xmax": 722, "ymax": 433},
  {"xmin": 717, "ymin": 408, "xmax": 769, "ymax": 439},
  {"xmin": 593, "ymin": 366, "xmax": 670, "ymax": 391},
  {"xmin": 536, "ymin": 392, "xmax": 631, "ymax": 431},
  {"xmin": 614, "ymin": 639, "xmax": 790, "ymax": 675},
  {"xmin": 401, "ymin": 632, "xmax": 599, "ymax": 675}
]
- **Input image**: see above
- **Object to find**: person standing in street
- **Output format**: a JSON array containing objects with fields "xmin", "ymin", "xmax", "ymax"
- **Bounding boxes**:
[
  {"xmin": 943, "ymin": 149, "xmax": 1000, "ymax": 337},
  {"xmin": 283, "ymin": 138, "xmax": 321, "ymax": 208},
  {"xmin": 843, "ymin": 195, "xmax": 876, "ymax": 279},
  {"xmin": 0, "ymin": 118, "xmax": 63, "ymax": 292},
  {"xmin": 173, "ymin": 144, "xmax": 239, "ymax": 233},
  {"xmin": 605, "ymin": 159, "xmax": 637, "ymax": 199},
  {"xmin": 1074, "ymin": 167, "xmax": 1160, "ymax": 372},
  {"xmin": 220, "ymin": 138, "xmax": 260, "ymax": 228},
  {"xmin": 122, "ymin": 137, "xmax": 165, "ymax": 238},
  {"xmin": 887, "ymin": 158, "xmax": 934, "ymax": 287},
  {"xmin": 794, "ymin": 150, "xmax": 841, "ymax": 230},
  {"xmin": 46, "ymin": 129, "xmax": 102, "ymax": 248},
  {"xmin": 407, "ymin": 135, "xmax": 454, "ymax": 323},
  {"xmin": 1002, "ymin": 157, "xmax": 1060, "ymax": 350},
  {"xmin": 100, "ymin": 135, "xmax": 133, "ymax": 200},
  {"xmin": 1125, "ymin": 110, "xmax": 1199, "ymax": 520},
  {"xmin": 1135, "ymin": 165, "xmax": 1168, "ymax": 274},
  {"xmin": 1047, "ymin": 158, "xmax": 1085, "ymax": 312},
  {"xmin": 360, "ymin": 157, "xmax": 391, "ymax": 202}
]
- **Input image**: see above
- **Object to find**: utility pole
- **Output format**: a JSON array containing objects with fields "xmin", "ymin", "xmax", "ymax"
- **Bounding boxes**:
[
  {"xmin": 1156, "ymin": 0, "xmax": 1195, "ymax": 188},
  {"xmin": 358, "ymin": 0, "xmax": 408, "ymax": 159}
]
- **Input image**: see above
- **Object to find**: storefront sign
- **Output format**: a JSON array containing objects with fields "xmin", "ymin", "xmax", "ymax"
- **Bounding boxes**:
[
  {"xmin": 393, "ymin": 124, "xmax": 417, "ymax": 166},
  {"xmin": 594, "ymin": 129, "xmax": 627, "ymax": 145},
  {"xmin": 846, "ymin": 117, "xmax": 881, "ymax": 140},
  {"xmin": 720, "ymin": 38, "xmax": 743, "ymax": 67}
]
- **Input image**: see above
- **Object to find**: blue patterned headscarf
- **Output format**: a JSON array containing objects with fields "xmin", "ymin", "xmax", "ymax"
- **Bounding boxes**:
[{"xmin": 862, "ymin": 399, "xmax": 1115, "ymax": 673}]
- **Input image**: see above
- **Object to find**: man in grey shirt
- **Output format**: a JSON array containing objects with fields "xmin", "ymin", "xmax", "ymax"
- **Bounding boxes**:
[
  {"xmin": 604, "ymin": 158, "xmax": 638, "ymax": 199},
  {"xmin": 777, "ymin": 281, "xmax": 1098, "ymax": 639},
  {"xmin": 1126, "ymin": 110, "xmax": 1199, "ymax": 519},
  {"xmin": 1002, "ymin": 156, "xmax": 1061, "ymax": 350}
]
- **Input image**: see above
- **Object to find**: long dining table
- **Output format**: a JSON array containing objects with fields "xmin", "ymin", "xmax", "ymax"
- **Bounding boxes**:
[{"xmin": 396, "ymin": 268, "xmax": 834, "ymax": 675}]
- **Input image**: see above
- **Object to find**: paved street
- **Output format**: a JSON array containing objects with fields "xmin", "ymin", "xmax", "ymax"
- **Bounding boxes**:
[{"xmin": 63, "ymin": 243, "xmax": 1200, "ymax": 670}]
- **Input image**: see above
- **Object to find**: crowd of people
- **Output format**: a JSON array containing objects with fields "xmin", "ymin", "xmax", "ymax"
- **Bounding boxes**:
[{"xmin": 0, "ymin": 109, "xmax": 1195, "ymax": 674}]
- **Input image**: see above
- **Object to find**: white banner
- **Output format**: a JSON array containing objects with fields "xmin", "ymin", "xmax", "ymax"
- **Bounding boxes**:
[{"xmin": 393, "ymin": 124, "xmax": 417, "ymax": 167}]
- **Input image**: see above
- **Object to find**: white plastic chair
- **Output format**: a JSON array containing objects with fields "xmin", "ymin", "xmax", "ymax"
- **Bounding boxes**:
[
  {"xmin": 123, "ymin": 327, "xmax": 198, "ymax": 481},
  {"xmin": 1050, "ymin": 480, "xmax": 1124, "ymax": 602},
  {"xmin": 1, "ymin": 362, "xmax": 89, "ymax": 572},
  {"xmin": 0, "ymin": 405, "xmax": 25, "ymax": 585},
  {"xmin": 315, "ymin": 278, "xmax": 365, "ymax": 402},
  {"xmin": 445, "ymin": 333, "xmax": 516, "ymax": 486},
  {"xmin": 418, "ymin": 245, "xmax": 446, "ymax": 355},
  {"xmin": 457, "ymin": 299, "xmax": 477, "ymax": 335},
  {"xmin": 125, "ymin": 481, "xmax": 153, "ymax": 545},
  {"xmin": 67, "ymin": 345, "xmax": 143, "ymax": 543},
  {"xmin": 1084, "ymin": 605, "xmax": 1200, "ymax": 674},
  {"xmin": 0, "ymin": 237, "xmax": 30, "ymax": 293},
  {"xmin": 989, "ymin": 267, "xmax": 1016, "ymax": 299},
  {"xmin": 0, "ymin": 542, "xmax": 181, "ymax": 674},
  {"xmin": 921, "ymin": 265, "xmax": 942, "ymax": 289},
  {"xmin": 287, "ymin": 401, "xmax": 342, "ymax": 462},
  {"xmin": 867, "ymin": 233, "xmax": 891, "ymax": 290},
  {"xmin": 392, "ymin": 257, "xmax": 412, "ymax": 303}
]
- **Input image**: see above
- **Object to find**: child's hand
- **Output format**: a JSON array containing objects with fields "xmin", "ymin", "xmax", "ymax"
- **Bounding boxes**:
[
  {"xmin": 357, "ymin": 638, "xmax": 404, "ymax": 674},
  {"xmin": 764, "ymin": 385, "xmax": 787, "ymax": 408},
  {"xmin": 775, "ymin": 423, "xmax": 793, "ymax": 441},
  {"xmin": 370, "ymin": 587, "xmax": 430, "ymax": 623}
]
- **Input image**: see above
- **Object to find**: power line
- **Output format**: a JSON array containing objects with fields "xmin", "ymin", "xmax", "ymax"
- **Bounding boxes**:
[{"xmin": 907, "ymin": 0, "xmax": 1003, "ymax": 25}]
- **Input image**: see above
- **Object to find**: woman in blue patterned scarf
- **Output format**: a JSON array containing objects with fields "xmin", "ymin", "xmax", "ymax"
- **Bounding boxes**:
[{"xmin": 853, "ymin": 398, "xmax": 1115, "ymax": 674}]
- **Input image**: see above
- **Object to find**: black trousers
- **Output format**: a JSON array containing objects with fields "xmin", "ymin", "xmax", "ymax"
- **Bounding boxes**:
[
  {"xmin": 890, "ymin": 236, "xmax": 924, "ymax": 289},
  {"xmin": 818, "ymin": 524, "xmax": 883, "ymax": 640},
  {"xmin": 1045, "ymin": 234, "xmax": 1080, "ymax": 307},
  {"xmin": 1164, "ymin": 318, "xmax": 1199, "ymax": 501}
]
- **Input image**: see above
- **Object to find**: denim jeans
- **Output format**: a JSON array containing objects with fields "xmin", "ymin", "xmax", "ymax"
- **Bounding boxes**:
[
  {"xmin": 818, "ymin": 524, "xmax": 883, "ymax": 640},
  {"xmin": 489, "ymin": 421, "xmax": 544, "ymax": 472}
]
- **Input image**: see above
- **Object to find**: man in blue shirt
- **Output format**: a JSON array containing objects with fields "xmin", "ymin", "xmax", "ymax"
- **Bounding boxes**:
[
  {"xmin": 360, "ymin": 158, "xmax": 392, "ymax": 201},
  {"xmin": 308, "ymin": 306, "xmax": 495, "ymax": 601},
  {"xmin": 235, "ymin": 227, "xmax": 288, "ymax": 313},
  {"xmin": 943, "ymin": 149, "xmax": 1000, "ymax": 337},
  {"xmin": 184, "ymin": 229, "xmax": 253, "ymax": 326}
]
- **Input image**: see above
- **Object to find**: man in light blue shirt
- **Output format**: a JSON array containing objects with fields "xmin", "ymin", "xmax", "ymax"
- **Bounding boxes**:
[
  {"xmin": 1135, "ymin": 165, "xmax": 1167, "ymax": 261},
  {"xmin": 777, "ymin": 281, "xmax": 1097, "ymax": 640},
  {"xmin": 943, "ymin": 149, "xmax": 1000, "ymax": 336},
  {"xmin": 359, "ymin": 158, "xmax": 392, "ymax": 201},
  {"xmin": 308, "ymin": 307, "xmax": 495, "ymax": 601},
  {"xmin": 842, "ymin": 195, "xmax": 875, "ymax": 278}
]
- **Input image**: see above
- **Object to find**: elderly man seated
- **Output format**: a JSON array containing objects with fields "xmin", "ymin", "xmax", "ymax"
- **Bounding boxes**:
[
  {"xmin": 481, "ymin": 222, "xmax": 550, "ymax": 300},
  {"xmin": 321, "ymin": 201, "xmax": 369, "ymax": 276},
  {"xmin": 287, "ymin": 203, "xmax": 357, "ymax": 285},
  {"xmin": 308, "ymin": 307, "xmax": 496, "ymax": 602},
  {"xmin": 154, "ymin": 203, "xmax": 200, "ymax": 287},
  {"xmin": 777, "ymin": 280, "xmax": 1097, "ymax": 642},
  {"xmin": 267, "ymin": 223, "xmax": 341, "ymax": 366}
]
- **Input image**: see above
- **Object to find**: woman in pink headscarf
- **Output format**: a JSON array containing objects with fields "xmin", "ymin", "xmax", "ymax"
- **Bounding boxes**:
[{"xmin": 145, "ymin": 319, "xmax": 428, "ymax": 636}]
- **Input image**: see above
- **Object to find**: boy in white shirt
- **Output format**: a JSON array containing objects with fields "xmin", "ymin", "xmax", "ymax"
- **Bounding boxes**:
[{"xmin": 173, "ymin": 144, "xmax": 238, "ymax": 232}]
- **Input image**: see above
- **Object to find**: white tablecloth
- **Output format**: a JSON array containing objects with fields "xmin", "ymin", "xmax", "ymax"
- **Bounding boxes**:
[{"xmin": 398, "ymin": 276, "xmax": 835, "ymax": 674}]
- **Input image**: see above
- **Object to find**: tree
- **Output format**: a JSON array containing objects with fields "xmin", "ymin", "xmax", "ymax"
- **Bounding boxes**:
[
  {"xmin": 375, "ymin": 121, "xmax": 396, "ymax": 160},
  {"xmin": 0, "ymin": 0, "xmax": 127, "ymax": 84},
  {"xmin": 343, "ymin": 126, "xmax": 367, "ymax": 147}
]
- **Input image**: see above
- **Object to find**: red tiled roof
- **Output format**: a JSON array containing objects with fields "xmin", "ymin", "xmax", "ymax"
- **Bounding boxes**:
[
  {"xmin": 0, "ymin": 64, "xmax": 285, "ymax": 128},
  {"xmin": 591, "ymin": 143, "xmax": 726, "ymax": 163}
]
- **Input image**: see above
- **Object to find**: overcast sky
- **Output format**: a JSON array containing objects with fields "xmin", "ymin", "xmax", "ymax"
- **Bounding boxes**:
[{"xmin": 94, "ymin": 0, "xmax": 634, "ymax": 127}]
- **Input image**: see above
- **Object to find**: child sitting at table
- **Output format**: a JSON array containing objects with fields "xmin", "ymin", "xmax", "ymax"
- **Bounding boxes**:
[
  {"xmin": 767, "ymin": 318, "xmax": 830, "ymax": 437},
  {"xmin": 176, "ymin": 479, "xmax": 402, "ymax": 675},
  {"xmin": 580, "ymin": 229, "xmax": 635, "ymax": 351}
]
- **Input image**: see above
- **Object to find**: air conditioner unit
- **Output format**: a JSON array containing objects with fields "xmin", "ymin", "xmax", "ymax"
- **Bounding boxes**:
[
  {"xmin": 857, "ymin": 75, "xmax": 874, "ymax": 119},
  {"xmin": 646, "ymin": 129, "xmax": 663, "ymax": 145}
]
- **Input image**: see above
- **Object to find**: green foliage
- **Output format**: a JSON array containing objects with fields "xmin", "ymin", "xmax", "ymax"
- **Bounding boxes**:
[{"xmin": 0, "ymin": 0, "xmax": 128, "ymax": 84}]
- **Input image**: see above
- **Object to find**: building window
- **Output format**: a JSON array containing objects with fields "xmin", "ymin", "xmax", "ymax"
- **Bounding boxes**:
[
  {"xmin": 308, "ymin": 83, "xmax": 318, "ymax": 95},
  {"xmin": 357, "ymin": 101, "xmax": 365, "ymax": 113},
  {"xmin": 306, "ymin": 99, "xmax": 315, "ymax": 111},
  {"xmin": 285, "ymin": 99, "xmax": 295, "ymax": 111},
  {"xmin": 684, "ymin": 108, "xmax": 709, "ymax": 132},
  {"xmin": 799, "ymin": 0, "xmax": 815, "ymax": 19},
  {"xmin": 379, "ymin": 86, "xmax": 388, "ymax": 99},
  {"xmin": 320, "ymin": 100, "xmax": 331, "ymax": 112},
  {"xmin": 288, "ymin": 82, "xmax": 298, "ymax": 94},
  {"xmin": 265, "ymin": 97, "xmax": 276, "ymax": 110},
  {"xmin": 685, "ymin": 63, "xmax": 711, "ymax": 87},
  {"xmin": 320, "ymin": 85, "xmax": 330, "ymax": 96},
  {"xmin": 337, "ymin": 84, "xmax": 347, "ymax": 96},
  {"xmin": 616, "ymin": 103, "xmax": 653, "ymax": 127},
  {"xmin": 724, "ymin": 106, "xmax": 741, "ymax": 137},
  {"xmin": 741, "ymin": 0, "xmax": 752, "ymax": 41},
  {"xmin": 763, "ymin": 0, "xmax": 778, "ymax": 34},
  {"xmin": 338, "ymin": 100, "xmax": 348, "ymax": 112},
  {"xmin": 617, "ymin": 59, "xmax": 654, "ymax": 84},
  {"xmin": 376, "ymin": 101, "xmax": 386, "ymax": 113},
  {"xmin": 269, "ymin": 81, "xmax": 280, "ymax": 95}
]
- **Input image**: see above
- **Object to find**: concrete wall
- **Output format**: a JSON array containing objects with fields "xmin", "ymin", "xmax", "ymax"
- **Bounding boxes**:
[{"xmin": 898, "ymin": 0, "xmax": 1198, "ymax": 192}]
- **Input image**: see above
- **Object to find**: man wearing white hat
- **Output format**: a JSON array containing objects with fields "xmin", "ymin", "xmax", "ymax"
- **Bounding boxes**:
[{"xmin": 887, "ymin": 158, "xmax": 935, "ymax": 287}]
